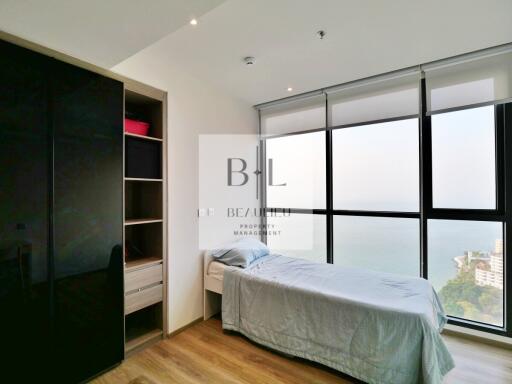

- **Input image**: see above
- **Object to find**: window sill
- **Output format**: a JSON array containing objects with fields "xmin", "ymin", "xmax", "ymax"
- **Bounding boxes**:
[{"xmin": 443, "ymin": 324, "xmax": 512, "ymax": 349}]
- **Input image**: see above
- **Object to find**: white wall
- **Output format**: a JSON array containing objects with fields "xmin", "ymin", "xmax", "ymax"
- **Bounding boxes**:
[{"xmin": 113, "ymin": 49, "xmax": 258, "ymax": 333}]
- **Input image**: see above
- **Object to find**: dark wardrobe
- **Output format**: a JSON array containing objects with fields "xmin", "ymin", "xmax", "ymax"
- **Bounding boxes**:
[{"xmin": 0, "ymin": 40, "xmax": 124, "ymax": 382}]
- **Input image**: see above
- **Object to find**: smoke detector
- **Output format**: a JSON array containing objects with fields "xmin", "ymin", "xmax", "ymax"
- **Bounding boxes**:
[
  {"xmin": 317, "ymin": 30, "xmax": 326, "ymax": 40},
  {"xmin": 244, "ymin": 56, "xmax": 255, "ymax": 65}
]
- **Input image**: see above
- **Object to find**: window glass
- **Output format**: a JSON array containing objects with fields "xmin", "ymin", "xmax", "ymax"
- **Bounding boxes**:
[
  {"xmin": 432, "ymin": 106, "xmax": 496, "ymax": 209},
  {"xmin": 428, "ymin": 219, "xmax": 503, "ymax": 326},
  {"xmin": 333, "ymin": 119, "xmax": 419, "ymax": 211},
  {"xmin": 266, "ymin": 213, "xmax": 326, "ymax": 263},
  {"xmin": 333, "ymin": 216, "xmax": 420, "ymax": 276},
  {"xmin": 266, "ymin": 132, "xmax": 326, "ymax": 209}
]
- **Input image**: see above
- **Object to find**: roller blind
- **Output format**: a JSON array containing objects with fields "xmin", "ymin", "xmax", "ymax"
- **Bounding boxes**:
[
  {"xmin": 424, "ymin": 49, "xmax": 512, "ymax": 114},
  {"xmin": 326, "ymin": 71, "xmax": 420, "ymax": 127},
  {"xmin": 260, "ymin": 94, "xmax": 326, "ymax": 136}
]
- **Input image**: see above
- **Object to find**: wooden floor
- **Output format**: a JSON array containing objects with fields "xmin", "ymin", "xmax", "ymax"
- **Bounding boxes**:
[{"xmin": 93, "ymin": 318, "xmax": 512, "ymax": 384}]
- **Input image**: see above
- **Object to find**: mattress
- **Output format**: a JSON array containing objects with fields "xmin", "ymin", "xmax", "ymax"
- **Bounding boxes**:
[{"xmin": 207, "ymin": 260, "xmax": 227, "ymax": 281}]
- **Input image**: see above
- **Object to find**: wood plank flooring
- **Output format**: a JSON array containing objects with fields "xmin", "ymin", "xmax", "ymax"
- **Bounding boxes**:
[{"xmin": 93, "ymin": 318, "xmax": 512, "ymax": 384}]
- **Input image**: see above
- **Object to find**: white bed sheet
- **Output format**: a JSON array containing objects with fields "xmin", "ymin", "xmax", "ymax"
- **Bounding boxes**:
[{"xmin": 222, "ymin": 254, "xmax": 454, "ymax": 384}]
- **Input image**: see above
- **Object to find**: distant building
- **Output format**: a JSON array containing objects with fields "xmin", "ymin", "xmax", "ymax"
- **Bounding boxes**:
[
  {"xmin": 454, "ymin": 251, "xmax": 489, "ymax": 271},
  {"xmin": 495, "ymin": 238, "xmax": 503, "ymax": 254},
  {"xmin": 475, "ymin": 239, "xmax": 503, "ymax": 290}
]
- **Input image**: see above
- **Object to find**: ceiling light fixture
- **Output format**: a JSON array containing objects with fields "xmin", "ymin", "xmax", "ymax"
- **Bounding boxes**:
[
  {"xmin": 190, "ymin": 18, "xmax": 198, "ymax": 26},
  {"xmin": 287, "ymin": 87, "xmax": 293, "ymax": 92}
]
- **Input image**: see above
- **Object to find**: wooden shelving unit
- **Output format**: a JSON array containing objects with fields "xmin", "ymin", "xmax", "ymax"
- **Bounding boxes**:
[{"xmin": 123, "ymin": 84, "xmax": 167, "ymax": 356}]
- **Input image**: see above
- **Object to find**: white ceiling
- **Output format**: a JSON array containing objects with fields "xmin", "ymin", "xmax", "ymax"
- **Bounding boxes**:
[
  {"xmin": 0, "ymin": 0, "xmax": 225, "ymax": 67},
  {"xmin": 2, "ymin": 0, "xmax": 512, "ymax": 105},
  {"xmin": 121, "ymin": 0, "xmax": 512, "ymax": 105}
]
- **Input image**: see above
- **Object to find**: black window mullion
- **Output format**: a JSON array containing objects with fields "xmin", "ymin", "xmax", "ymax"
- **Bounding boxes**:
[
  {"xmin": 427, "ymin": 210, "xmax": 506, "ymax": 221},
  {"xmin": 496, "ymin": 104, "xmax": 505, "ymax": 215},
  {"xmin": 420, "ymin": 77, "xmax": 432, "ymax": 280},
  {"xmin": 503, "ymin": 103, "xmax": 512, "ymax": 336},
  {"xmin": 326, "ymin": 128, "xmax": 333, "ymax": 264},
  {"xmin": 331, "ymin": 210, "xmax": 419, "ymax": 219}
]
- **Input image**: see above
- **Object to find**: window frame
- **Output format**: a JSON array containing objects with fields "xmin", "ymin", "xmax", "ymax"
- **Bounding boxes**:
[
  {"xmin": 261, "ymin": 90, "xmax": 512, "ymax": 337},
  {"xmin": 421, "ymin": 79, "xmax": 508, "ymax": 335}
]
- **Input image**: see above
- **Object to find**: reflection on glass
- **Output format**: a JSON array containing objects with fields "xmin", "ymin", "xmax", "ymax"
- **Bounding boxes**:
[
  {"xmin": 266, "ymin": 213, "xmax": 326, "ymax": 263},
  {"xmin": 266, "ymin": 132, "xmax": 326, "ymax": 209},
  {"xmin": 333, "ymin": 216, "xmax": 420, "ymax": 276},
  {"xmin": 428, "ymin": 220, "xmax": 503, "ymax": 326},
  {"xmin": 432, "ymin": 106, "xmax": 496, "ymax": 209},
  {"xmin": 332, "ymin": 119, "xmax": 419, "ymax": 212}
]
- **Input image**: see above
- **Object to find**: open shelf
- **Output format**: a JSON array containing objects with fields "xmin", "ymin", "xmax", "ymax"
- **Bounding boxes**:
[
  {"xmin": 126, "ymin": 328, "xmax": 163, "ymax": 353},
  {"xmin": 125, "ymin": 303, "xmax": 163, "ymax": 353},
  {"xmin": 125, "ymin": 218, "xmax": 162, "ymax": 226},
  {"xmin": 125, "ymin": 257, "xmax": 162, "ymax": 272},
  {"xmin": 125, "ymin": 222, "xmax": 163, "ymax": 267},
  {"xmin": 125, "ymin": 180, "xmax": 162, "ymax": 220},
  {"xmin": 125, "ymin": 89, "xmax": 163, "ymax": 139},
  {"xmin": 125, "ymin": 136, "xmax": 162, "ymax": 179}
]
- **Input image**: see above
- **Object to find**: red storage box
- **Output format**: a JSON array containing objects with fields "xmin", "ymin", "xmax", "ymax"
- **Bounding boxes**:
[{"xmin": 125, "ymin": 118, "xmax": 150, "ymax": 136}]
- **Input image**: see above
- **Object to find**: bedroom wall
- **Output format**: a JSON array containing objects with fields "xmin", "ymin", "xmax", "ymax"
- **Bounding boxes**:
[{"xmin": 112, "ymin": 47, "xmax": 258, "ymax": 333}]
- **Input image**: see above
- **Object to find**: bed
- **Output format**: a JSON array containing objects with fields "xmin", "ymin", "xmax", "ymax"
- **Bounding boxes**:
[{"xmin": 203, "ymin": 252, "xmax": 454, "ymax": 384}]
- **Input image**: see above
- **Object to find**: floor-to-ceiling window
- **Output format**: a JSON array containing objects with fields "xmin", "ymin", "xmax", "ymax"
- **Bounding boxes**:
[
  {"xmin": 259, "ymin": 46, "xmax": 512, "ymax": 336},
  {"xmin": 427, "ymin": 106, "xmax": 504, "ymax": 327}
]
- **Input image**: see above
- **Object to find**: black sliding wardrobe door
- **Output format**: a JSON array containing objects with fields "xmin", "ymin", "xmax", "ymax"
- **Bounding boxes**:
[
  {"xmin": 51, "ymin": 60, "xmax": 124, "ymax": 382},
  {"xmin": 0, "ymin": 41, "xmax": 52, "ymax": 381},
  {"xmin": 1, "ymin": 39, "xmax": 124, "ymax": 383}
]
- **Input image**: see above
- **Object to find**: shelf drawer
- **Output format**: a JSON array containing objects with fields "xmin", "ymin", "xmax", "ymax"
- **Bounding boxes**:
[
  {"xmin": 125, "ymin": 283, "xmax": 163, "ymax": 315},
  {"xmin": 125, "ymin": 263, "xmax": 162, "ymax": 293}
]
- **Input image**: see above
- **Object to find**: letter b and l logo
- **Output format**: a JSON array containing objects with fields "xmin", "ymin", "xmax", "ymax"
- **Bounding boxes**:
[{"xmin": 227, "ymin": 158, "xmax": 285, "ymax": 187}]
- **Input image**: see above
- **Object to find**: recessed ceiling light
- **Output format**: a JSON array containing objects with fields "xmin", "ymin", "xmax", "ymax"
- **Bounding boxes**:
[
  {"xmin": 287, "ymin": 87, "xmax": 293, "ymax": 92},
  {"xmin": 190, "ymin": 18, "xmax": 198, "ymax": 25}
]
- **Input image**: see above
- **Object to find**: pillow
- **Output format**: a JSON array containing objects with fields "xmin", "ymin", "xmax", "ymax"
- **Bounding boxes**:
[{"xmin": 211, "ymin": 238, "xmax": 269, "ymax": 268}]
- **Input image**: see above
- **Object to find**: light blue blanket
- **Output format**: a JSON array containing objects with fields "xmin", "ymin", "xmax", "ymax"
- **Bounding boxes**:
[{"xmin": 222, "ymin": 254, "xmax": 454, "ymax": 384}]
